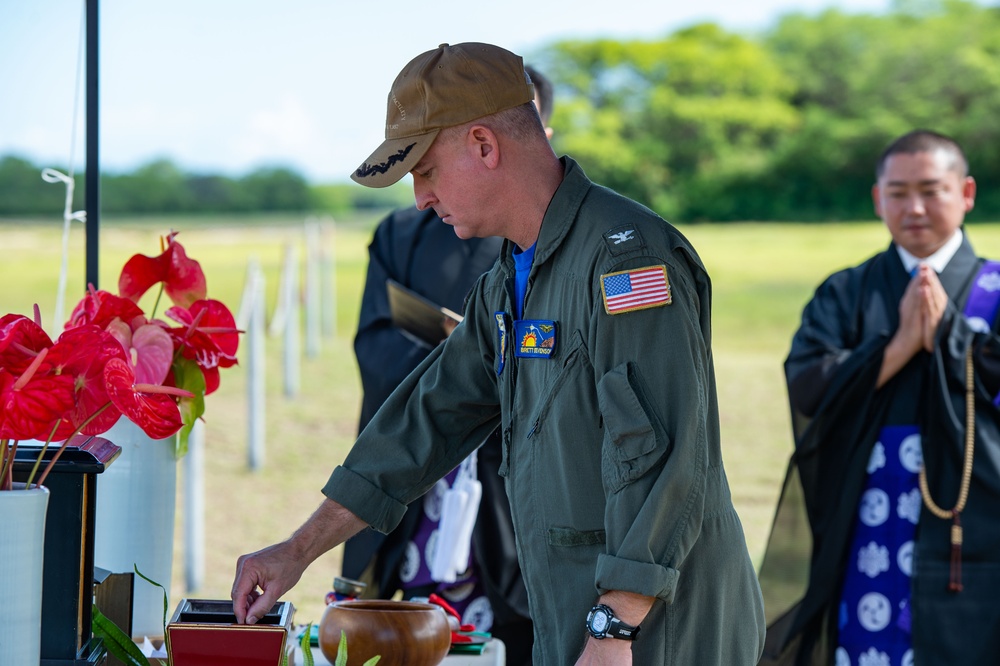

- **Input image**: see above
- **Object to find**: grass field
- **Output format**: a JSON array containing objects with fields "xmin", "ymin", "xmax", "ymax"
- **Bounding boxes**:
[{"xmin": 4, "ymin": 214, "xmax": 1000, "ymax": 629}]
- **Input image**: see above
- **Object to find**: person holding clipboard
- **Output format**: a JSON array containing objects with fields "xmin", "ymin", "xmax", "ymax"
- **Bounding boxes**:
[{"xmin": 385, "ymin": 278, "xmax": 464, "ymax": 346}]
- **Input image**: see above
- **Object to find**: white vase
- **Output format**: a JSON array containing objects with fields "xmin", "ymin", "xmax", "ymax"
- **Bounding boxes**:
[
  {"xmin": 0, "ymin": 482, "xmax": 50, "ymax": 664},
  {"xmin": 94, "ymin": 416, "xmax": 177, "ymax": 640}
]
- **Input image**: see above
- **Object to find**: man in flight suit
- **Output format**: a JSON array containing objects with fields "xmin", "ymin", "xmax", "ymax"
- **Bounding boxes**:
[
  {"xmin": 342, "ymin": 65, "xmax": 553, "ymax": 666},
  {"xmin": 232, "ymin": 42, "xmax": 765, "ymax": 665}
]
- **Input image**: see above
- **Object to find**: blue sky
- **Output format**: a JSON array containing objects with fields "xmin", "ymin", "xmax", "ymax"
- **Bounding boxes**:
[{"xmin": 1, "ymin": 0, "xmax": 899, "ymax": 184}]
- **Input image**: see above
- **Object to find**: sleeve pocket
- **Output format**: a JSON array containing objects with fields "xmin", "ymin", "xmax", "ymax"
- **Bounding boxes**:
[{"xmin": 597, "ymin": 362, "xmax": 669, "ymax": 493}]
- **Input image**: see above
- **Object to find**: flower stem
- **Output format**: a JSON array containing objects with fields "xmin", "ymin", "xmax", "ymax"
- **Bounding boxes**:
[
  {"xmin": 150, "ymin": 284, "xmax": 165, "ymax": 320},
  {"xmin": 23, "ymin": 421, "xmax": 60, "ymax": 489},
  {"xmin": 34, "ymin": 403, "xmax": 111, "ymax": 489},
  {"xmin": 0, "ymin": 439, "xmax": 16, "ymax": 491}
]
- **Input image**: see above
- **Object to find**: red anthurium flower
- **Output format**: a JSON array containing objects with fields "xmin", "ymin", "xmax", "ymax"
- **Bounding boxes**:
[
  {"xmin": 41, "ymin": 326, "xmax": 129, "ymax": 438},
  {"xmin": 166, "ymin": 300, "xmax": 240, "ymax": 358},
  {"xmin": 106, "ymin": 317, "xmax": 174, "ymax": 386},
  {"xmin": 65, "ymin": 286, "xmax": 145, "ymax": 331},
  {"xmin": 0, "ymin": 314, "xmax": 54, "ymax": 376},
  {"xmin": 118, "ymin": 232, "xmax": 207, "ymax": 309},
  {"xmin": 15, "ymin": 233, "xmax": 244, "ymax": 461},
  {"xmin": 103, "ymin": 358, "xmax": 192, "ymax": 440},
  {"xmin": 0, "ymin": 369, "xmax": 17, "ymax": 440},
  {"xmin": 3, "ymin": 234, "xmax": 241, "ymax": 492},
  {"xmin": 200, "ymin": 365, "xmax": 221, "ymax": 396},
  {"xmin": 0, "ymin": 348, "xmax": 76, "ymax": 441},
  {"xmin": 163, "ymin": 325, "xmax": 225, "ymax": 394},
  {"xmin": 165, "ymin": 300, "xmax": 240, "ymax": 395}
]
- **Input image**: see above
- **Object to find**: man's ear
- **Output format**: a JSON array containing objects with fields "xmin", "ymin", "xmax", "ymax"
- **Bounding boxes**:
[
  {"xmin": 468, "ymin": 125, "xmax": 500, "ymax": 169},
  {"xmin": 963, "ymin": 176, "xmax": 977, "ymax": 213}
]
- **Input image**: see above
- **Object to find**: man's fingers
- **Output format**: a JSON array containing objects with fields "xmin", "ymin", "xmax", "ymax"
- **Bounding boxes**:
[
  {"xmin": 231, "ymin": 556, "xmax": 260, "ymax": 624},
  {"xmin": 232, "ymin": 588, "xmax": 251, "ymax": 624},
  {"xmin": 246, "ymin": 588, "xmax": 279, "ymax": 625}
]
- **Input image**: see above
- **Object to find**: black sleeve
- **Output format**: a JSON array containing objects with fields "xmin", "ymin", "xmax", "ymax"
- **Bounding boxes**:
[
  {"xmin": 353, "ymin": 209, "xmax": 436, "ymax": 430},
  {"xmin": 785, "ymin": 269, "xmax": 875, "ymax": 421}
]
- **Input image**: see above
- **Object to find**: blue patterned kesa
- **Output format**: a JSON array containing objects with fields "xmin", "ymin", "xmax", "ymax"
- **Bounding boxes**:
[
  {"xmin": 513, "ymin": 319, "xmax": 556, "ymax": 358},
  {"xmin": 836, "ymin": 425, "xmax": 921, "ymax": 666}
]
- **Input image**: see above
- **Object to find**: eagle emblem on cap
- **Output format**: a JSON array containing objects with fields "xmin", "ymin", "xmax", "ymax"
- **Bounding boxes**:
[{"xmin": 356, "ymin": 143, "xmax": 416, "ymax": 178}]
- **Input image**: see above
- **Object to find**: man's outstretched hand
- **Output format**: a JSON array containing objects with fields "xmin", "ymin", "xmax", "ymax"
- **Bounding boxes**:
[
  {"xmin": 232, "ymin": 541, "xmax": 308, "ymax": 624},
  {"xmin": 230, "ymin": 498, "xmax": 369, "ymax": 624}
]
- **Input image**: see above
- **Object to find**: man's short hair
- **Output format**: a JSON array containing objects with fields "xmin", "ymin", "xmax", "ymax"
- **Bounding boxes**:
[
  {"xmin": 877, "ymin": 129, "xmax": 969, "ymax": 179},
  {"xmin": 440, "ymin": 101, "xmax": 547, "ymax": 146}
]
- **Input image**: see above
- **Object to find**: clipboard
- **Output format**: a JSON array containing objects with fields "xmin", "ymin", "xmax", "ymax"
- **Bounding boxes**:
[{"xmin": 386, "ymin": 279, "xmax": 463, "ymax": 346}]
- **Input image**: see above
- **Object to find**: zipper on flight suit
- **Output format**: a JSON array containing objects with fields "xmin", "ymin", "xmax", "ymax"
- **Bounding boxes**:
[
  {"xmin": 517, "ymin": 273, "xmax": 539, "ymax": 444},
  {"xmin": 502, "ymin": 273, "xmax": 518, "ymax": 477}
]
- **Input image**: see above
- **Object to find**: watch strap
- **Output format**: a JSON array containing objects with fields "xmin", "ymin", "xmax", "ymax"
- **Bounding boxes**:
[{"xmin": 607, "ymin": 616, "xmax": 640, "ymax": 640}]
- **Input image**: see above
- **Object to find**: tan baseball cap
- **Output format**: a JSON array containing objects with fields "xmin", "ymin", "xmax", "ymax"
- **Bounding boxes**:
[{"xmin": 351, "ymin": 42, "xmax": 535, "ymax": 188}]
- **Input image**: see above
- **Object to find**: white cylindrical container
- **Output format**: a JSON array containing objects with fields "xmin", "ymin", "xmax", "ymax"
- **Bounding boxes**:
[
  {"xmin": 94, "ymin": 416, "xmax": 177, "ymax": 640},
  {"xmin": 0, "ymin": 482, "xmax": 50, "ymax": 664}
]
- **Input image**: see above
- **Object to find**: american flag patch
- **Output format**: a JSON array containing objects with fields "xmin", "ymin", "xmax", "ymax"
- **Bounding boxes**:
[{"xmin": 601, "ymin": 265, "xmax": 671, "ymax": 315}]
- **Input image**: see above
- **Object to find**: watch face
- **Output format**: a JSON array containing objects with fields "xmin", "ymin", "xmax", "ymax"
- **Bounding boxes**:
[{"xmin": 590, "ymin": 610, "xmax": 610, "ymax": 633}]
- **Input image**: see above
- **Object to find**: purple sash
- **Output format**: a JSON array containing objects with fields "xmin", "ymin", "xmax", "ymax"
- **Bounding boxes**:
[
  {"xmin": 963, "ymin": 260, "xmax": 1000, "ymax": 333},
  {"xmin": 963, "ymin": 260, "xmax": 1000, "ymax": 405}
]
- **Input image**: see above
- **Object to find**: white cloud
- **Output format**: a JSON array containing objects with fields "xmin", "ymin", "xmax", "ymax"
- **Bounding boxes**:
[{"xmin": 230, "ymin": 97, "xmax": 321, "ymax": 169}]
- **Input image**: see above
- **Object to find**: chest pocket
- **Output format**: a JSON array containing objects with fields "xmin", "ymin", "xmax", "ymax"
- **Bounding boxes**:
[
  {"xmin": 498, "ymin": 332, "xmax": 594, "ymax": 478},
  {"xmin": 597, "ymin": 361, "xmax": 669, "ymax": 494},
  {"xmin": 523, "ymin": 331, "xmax": 589, "ymax": 436}
]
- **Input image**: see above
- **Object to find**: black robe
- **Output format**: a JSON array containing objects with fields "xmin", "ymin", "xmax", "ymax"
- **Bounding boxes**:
[{"xmin": 758, "ymin": 233, "xmax": 1000, "ymax": 665}]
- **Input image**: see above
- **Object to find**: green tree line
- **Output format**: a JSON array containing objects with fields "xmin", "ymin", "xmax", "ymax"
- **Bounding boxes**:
[
  {"xmin": 538, "ymin": 0, "xmax": 1000, "ymax": 221},
  {"xmin": 0, "ymin": 155, "xmax": 412, "ymax": 217}
]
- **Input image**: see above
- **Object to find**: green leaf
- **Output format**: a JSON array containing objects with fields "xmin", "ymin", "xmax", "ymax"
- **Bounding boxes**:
[
  {"xmin": 332, "ymin": 629, "xmax": 380, "ymax": 665},
  {"xmin": 92, "ymin": 605, "xmax": 150, "ymax": 666},
  {"xmin": 300, "ymin": 623, "xmax": 315, "ymax": 666},
  {"xmin": 335, "ymin": 630, "xmax": 348, "ymax": 666},
  {"xmin": 171, "ymin": 356, "xmax": 206, "ymax": 458},
  {"xmin": 133, "ymin": 564, "xmax": 169, "ymax": 636}
]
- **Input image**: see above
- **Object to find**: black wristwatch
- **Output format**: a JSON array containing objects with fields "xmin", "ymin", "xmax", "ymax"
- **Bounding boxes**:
[{"xmin": 586, "ymin": 604, "xmax": 640, "ymax": 640}]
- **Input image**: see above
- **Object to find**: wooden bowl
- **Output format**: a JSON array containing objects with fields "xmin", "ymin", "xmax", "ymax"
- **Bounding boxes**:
[{"xmin": 318, "ymin": 599, "xmax": 451, "ymax": 666}]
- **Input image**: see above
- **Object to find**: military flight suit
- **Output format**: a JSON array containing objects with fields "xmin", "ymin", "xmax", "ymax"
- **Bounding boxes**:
[{"xmin": 325, "ymin": 157, "xmax": 765, "ymax": 664}]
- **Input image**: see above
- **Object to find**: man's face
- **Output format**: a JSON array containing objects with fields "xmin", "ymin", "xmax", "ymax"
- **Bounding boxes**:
[
  {"xmin": 410, "ymin": 129, "xmax": 496, "ymax": 240},
  {"xmin": 873, "ymin": 149, "xmax": 975, "ymax": 258}
]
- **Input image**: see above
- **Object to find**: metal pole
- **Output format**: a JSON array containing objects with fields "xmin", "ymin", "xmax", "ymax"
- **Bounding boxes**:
[{"xmin": 85, "ymin": 0, "xmax": 100, "ymax": 290}]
